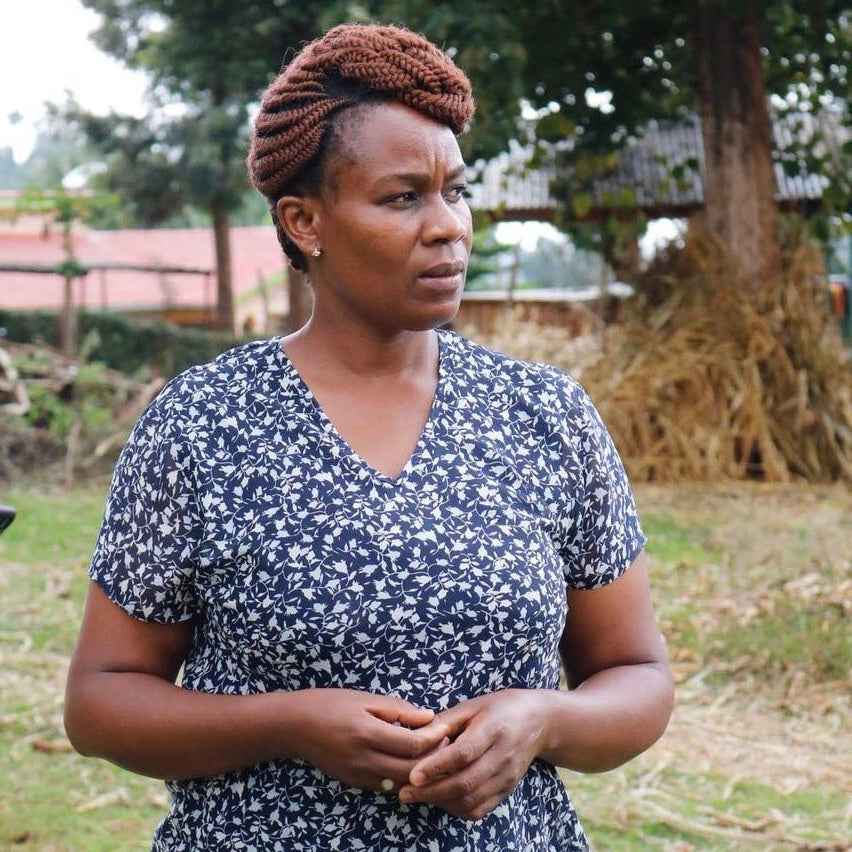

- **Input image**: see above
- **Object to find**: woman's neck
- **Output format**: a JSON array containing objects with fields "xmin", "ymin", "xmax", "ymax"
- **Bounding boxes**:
[{"xmin": 282, "ymin": 318, "xmax": 439, "ymax": 384}]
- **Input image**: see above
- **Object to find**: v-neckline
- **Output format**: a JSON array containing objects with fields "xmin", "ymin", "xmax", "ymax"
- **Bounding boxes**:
[{"xmin": 273, "ymin": 332, "xmax": 449, "ymax": 486}]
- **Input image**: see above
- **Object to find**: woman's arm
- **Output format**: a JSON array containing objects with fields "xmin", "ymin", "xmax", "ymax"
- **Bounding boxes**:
[
  {"xmin": 399, "ymin": 552, "xmax": 674, "ymax": 819},
  {"xmin": 64, "ymin": 582, "xmax": 448, "ymax": 785},
  {"xmin": 540, "ymin": 549, "xmax": 674, "ymax": 770}
]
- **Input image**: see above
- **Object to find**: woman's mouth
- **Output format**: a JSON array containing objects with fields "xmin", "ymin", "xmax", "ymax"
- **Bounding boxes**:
[{"xmin": 418, "ymin": 261, "xmax": 466, "ymax": 291}]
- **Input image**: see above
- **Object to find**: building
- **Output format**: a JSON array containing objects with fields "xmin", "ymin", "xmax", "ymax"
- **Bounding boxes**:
[{"xmin": 0, "ymin": 194, "xmax": 289, "ymax": 334}]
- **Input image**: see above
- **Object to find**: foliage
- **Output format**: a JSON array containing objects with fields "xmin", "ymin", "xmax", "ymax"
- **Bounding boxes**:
[
  {"xmin": 518, "ymin": 233, "xmax": 612, "ymax": 290},
  {"xmin": 82, "ymin": 0, "xmax": 324, "ymax": 100},
  {"xmin": 0, "ymin": 146, "xmax": 25, "ymax": 189},
  {"xmin": 22, "ymin": 385, "xmax": 76, "ymax": 441},
  {"xmin": 371, "ymin": 1, "xmax": 848, "ymax": 161},
  {"xmin": 69, "ymin": 0, "xmax": 339, "ymax": 220},
  {"xmin": 13, "ymin": 369, "xmax": 112, "ymax": 451},
  {"xmin": 464, "ymin": 227, "xmax": 516, "ymax": 289},
  {"xmin": 0, "ymin": 110, "xmax": 103, "ymax": 192},
  {"xmin": 8, "ymin": 186, "xmax": 121, "ymax": 238},
  {"xmin": 54, "ymin": 1, "xmax": 850, "ymax": 261},
  {"xmin": 366, "ymin": 1, "xmax": 850, "ymax": 240},
  {"xmin": 68, "ymin": 0, "xmax": 338, "ymax": 327},
  {"xmin": 0, "ymin": 310, "xmax": 246, "ymax": 379},
  {"xmin": 63, "ymin": 99, "xmax": 248, "ymax": 228}
]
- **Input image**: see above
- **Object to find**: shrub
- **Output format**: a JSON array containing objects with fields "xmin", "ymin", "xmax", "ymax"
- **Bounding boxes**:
[{"xmin": 0, "ymin": 310, "xmax": 248, "ymax": 379}]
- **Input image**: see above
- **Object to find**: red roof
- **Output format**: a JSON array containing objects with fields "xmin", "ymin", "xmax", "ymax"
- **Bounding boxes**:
[{"xmin": 0, "ymin": 225, "xmax": 287, "ymax": 312}]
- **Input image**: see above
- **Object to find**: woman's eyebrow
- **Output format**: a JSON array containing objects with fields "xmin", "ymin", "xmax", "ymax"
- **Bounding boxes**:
[{"xmin": 375, "ymin": 164, "xmax": 467, "ymax": 187}]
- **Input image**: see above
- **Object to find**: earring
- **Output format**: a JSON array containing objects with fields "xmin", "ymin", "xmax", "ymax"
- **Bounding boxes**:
[{"xmin": 310, "ymin": 246, "xmax": 322, "ymax": 258}]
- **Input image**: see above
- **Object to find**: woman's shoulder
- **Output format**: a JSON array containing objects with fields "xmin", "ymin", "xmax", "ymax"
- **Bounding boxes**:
[
  {"xmin": 440, "ymin": 329, "xmax": 587, "ymax": 409},
  {"xmin": 140, "ymin": 337, "xmax": 285, "ymax": 427}
]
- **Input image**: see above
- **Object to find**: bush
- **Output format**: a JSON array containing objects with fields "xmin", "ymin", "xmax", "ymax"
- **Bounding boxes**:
[{"xmin": 0, "ymin": 310, "xmax": 248, "ymax": 379}]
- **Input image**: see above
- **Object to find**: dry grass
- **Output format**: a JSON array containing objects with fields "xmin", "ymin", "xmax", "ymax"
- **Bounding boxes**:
[
  {"xmin": 569, "ymin": 699, "xmax": 850, "ymax": 850},
  {"xmin": 458, "ymin": 227, "xmax": 852, "ymax": 485},
  {"xmin": 566, "ymin": 482, "xmax": 852, "ymax": 851}
]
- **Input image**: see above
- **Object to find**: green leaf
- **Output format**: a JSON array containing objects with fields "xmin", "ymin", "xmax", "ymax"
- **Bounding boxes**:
[{"xmin": 572, "ymin": 193, "xmax": 592, "ymax": 218}]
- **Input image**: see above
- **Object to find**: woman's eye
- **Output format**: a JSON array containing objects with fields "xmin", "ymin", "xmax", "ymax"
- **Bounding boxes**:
[
  {"xmin": 390, "ymin": 191, "xmax": 418, "ymax": 204},
  {"xmin": 445, "ymin": 185, "xmax": 470, "ymax": 202}
]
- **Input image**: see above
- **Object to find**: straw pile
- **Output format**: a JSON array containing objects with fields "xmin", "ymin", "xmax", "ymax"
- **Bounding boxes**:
[{"xmin": 459, "ymin": 227, "xmax": 852, "ymax": 484}]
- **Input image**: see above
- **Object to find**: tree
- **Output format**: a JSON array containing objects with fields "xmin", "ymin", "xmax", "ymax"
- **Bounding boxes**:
[
  {"xmin": 65, "ymin": 98, "xmax": 249, "ymax": 331},
  {"xmin": 76, "ymin": 0, "xmax": 333, "ymax": 331},
  {"xmin": 0, "ymin": 111, "xmax": 102, "ymax": 193},
  {"xmin": 464, "ymin": 227, "xmax": 516, "ymax": 290},
  {"xmin": 368, "ymin": 0, "xmax": 850, "ymax": 293},
  {"xmin": 10, "ymin": 188, "xmax": 119, "ymax": 355}
]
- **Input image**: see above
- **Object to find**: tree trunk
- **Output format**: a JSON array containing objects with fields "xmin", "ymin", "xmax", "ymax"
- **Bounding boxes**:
[
  {"xmin": 287, "ymin": 266, "xmax": 312, "ymax": 332},
  {"xmin": 212, "ymin": 202, "xmax": 235, "ymax": 332},
  {"xmin": 693, "ymin": 1, "xmax": 781, "ymax": 293},
  {"xmin": 59, "ymin": 275, "xmax": 76, "ymax": 357}
]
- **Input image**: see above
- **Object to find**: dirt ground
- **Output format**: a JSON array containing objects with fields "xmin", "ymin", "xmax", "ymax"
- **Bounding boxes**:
[
  {"xmin": 0, "ymin": 479, "xmax": 848, "ymax": 850},
  {"xmin": 600, "ymin": 482, "xmax": 852, "ymax": 850}
]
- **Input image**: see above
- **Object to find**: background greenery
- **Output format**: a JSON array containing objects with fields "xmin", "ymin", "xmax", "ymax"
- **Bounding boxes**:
[{"xmin": 0, "ymin": 310, "xmax": 246, "ymax": 379}]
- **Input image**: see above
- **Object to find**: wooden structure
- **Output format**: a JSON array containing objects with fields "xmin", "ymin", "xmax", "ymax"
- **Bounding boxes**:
[
  {"xmin": 0, "ymin": 220, "xmax": 289, "ymax": 336},
  {"xmin": 452, "ymin": 284, "xmax": 634, "ymax": 337}
]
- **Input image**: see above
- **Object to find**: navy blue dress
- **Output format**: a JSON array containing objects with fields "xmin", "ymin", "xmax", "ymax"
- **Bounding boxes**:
[{"xmin": 90, "ymin": 330, "xmax": 645, "ymax": 851}]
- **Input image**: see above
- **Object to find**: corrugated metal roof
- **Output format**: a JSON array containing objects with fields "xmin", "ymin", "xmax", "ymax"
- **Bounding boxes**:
[
  {"xmin": 0, "ymin": 226, "xmax": 286, "ymax": 312},
  {"xmin": 468, "ymin": 110, "xmax": 848, "ymax": 221}
]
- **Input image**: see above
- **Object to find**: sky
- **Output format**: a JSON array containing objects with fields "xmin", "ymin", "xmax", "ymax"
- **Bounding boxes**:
[{"xmin": 0, "ymin": 0, "xmax": 149, "ymax": 162}]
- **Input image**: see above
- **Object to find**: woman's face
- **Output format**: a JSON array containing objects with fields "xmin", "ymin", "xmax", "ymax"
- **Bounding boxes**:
[{"xmin": 300, "ymin": 102, "xmax": 473, "ymax": 335}]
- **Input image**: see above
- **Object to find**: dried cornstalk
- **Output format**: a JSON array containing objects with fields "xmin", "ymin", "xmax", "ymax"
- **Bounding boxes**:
[{"xmin": 462, "ymin": 226, "xmax": 852, "ymax": 484}]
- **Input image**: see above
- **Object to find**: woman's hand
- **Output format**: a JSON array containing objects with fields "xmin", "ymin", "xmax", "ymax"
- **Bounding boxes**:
[
  {"xmin": 66, "ymin": 584, "xmax": 453, "ymax": 785},
  {"xmin": 287, "ymin": 690, "xmax": 450, "ymax": 794},
  {"xmin": 396, "ymin": 689, "xmax": 551, "ymax": 821}
]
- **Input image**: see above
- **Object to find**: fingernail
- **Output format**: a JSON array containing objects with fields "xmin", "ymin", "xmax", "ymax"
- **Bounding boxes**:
[{"xmin": 410, "ymin": 771, "xmax": 425, "ymax": 786}]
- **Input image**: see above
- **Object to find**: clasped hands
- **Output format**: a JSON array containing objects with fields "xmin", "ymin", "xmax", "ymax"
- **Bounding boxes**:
[{"xmin": 292, "ymin": 688, "xmax": 550, "ymax": 822}]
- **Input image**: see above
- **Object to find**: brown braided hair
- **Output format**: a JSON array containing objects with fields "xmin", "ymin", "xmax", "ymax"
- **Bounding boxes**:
[{"xmin": 247, "ymin": 23, "xmax": 474, "ymax": 271}]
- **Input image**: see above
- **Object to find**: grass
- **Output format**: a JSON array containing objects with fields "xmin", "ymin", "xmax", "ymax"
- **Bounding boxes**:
[
  {"xmin": 0, "ymin": 479, "xmax": 849, "ymax": 850},
  {"xmin": 570, "ymin": 766, "xmax": 850, "ymax": 850},
  {"xmin": 0, "ymin": 480, "xmax": 165, "ymax": 850}
]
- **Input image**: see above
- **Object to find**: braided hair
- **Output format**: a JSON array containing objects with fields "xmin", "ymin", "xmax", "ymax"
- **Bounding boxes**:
[{"xmin": 247, "ymin": 23, "xmax": 474, "ymax": 271}]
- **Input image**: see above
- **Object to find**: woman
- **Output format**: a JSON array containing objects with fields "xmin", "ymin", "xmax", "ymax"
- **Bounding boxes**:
[{"xmin": 65, "ymin": 23, "xmax": 673, "ymax": 851}]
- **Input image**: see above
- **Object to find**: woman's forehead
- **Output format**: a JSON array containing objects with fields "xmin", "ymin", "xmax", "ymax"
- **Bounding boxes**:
[{"xmin": 330, "ymin": 102, "xmax": 465, "ymax": 184}]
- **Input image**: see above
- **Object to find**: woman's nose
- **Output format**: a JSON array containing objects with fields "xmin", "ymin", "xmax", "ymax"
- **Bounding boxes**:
[{"xmin": 422, "ymin": 196, "xmax": 470, "ymax": 245}]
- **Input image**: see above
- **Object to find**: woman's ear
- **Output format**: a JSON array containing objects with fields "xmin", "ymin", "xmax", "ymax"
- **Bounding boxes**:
[{"xmin": 276, "ymin": 196, "xmax": 321, "ymax": 256}]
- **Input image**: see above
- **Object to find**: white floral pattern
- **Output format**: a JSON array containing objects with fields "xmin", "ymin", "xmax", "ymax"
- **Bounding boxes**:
[{"xmin": 90, "ymin": 329, "xmax": 645, "ymax": 851}]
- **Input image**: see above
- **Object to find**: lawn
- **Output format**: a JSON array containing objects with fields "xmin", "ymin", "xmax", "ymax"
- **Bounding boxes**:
[{"xmin": 0, "ymin": 479, "xmax": 849, "ymax": 850}]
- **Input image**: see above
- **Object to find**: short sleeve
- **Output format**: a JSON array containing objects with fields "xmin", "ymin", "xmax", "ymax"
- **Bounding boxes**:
[
  {"xmin": 89, "ymin": 391, "xmax": 203, "ymax": 622},
  {"xmin": 555, "ymin": 383, "xmax": 646, "ymax": 590}
]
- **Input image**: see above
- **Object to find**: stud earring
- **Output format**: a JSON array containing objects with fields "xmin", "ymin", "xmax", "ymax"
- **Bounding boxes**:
[{"xmin": 310, "ymin": 246, "xmax": 322, "ymax": 258}]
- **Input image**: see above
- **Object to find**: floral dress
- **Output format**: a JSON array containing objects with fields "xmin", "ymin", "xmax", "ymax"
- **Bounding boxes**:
[{"xmin": 89, "ymin": 329, "xmax": 645, "ymax": 851}]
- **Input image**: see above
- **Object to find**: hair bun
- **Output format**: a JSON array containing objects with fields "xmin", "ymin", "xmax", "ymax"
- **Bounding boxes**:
[{"xmin": 248, "ymin": 23, "xmax": 474, "ymax": 200}]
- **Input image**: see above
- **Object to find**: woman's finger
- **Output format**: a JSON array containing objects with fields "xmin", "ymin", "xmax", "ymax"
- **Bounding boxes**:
[
  {"xmin": 345, "ymin": 747, "xmax": 449, "ymax": 794},
  {"xmin": 404, "ymin": 764, "xmax": 519, "ymax": 821},
  {"xmin": 361, "ymin": 714, "xmax": 449, "ymax": 759},
  {"xmin": 407, "ymin": 725, "xmax": 493, "ymax": 787},
  {"xmin": 361, "ymin": 754, "xmax": 430, "ymax": 791},
  {"xmin": 451, "ymin": 792, "xmax": 510, "ymax": 822},
  {"xmin": 399, "ymin": 743, "xmax": 502, "ymax": 803},
  {"xmin": 367, "ymin": 701, "xmax": 435, "ymax": 729}
]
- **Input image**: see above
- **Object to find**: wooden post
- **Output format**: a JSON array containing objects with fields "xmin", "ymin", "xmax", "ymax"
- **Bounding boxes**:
[
  {"xmin": 59, "ymin": 275, "xmax": 76, "ymax": 357},
  {"xmin": 507, "ymin": 243, "xmax": 521, "ymax": 307},
  {"xmin": 287, "ymin": 265, "xmax": 312, "ymax": 332}
]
